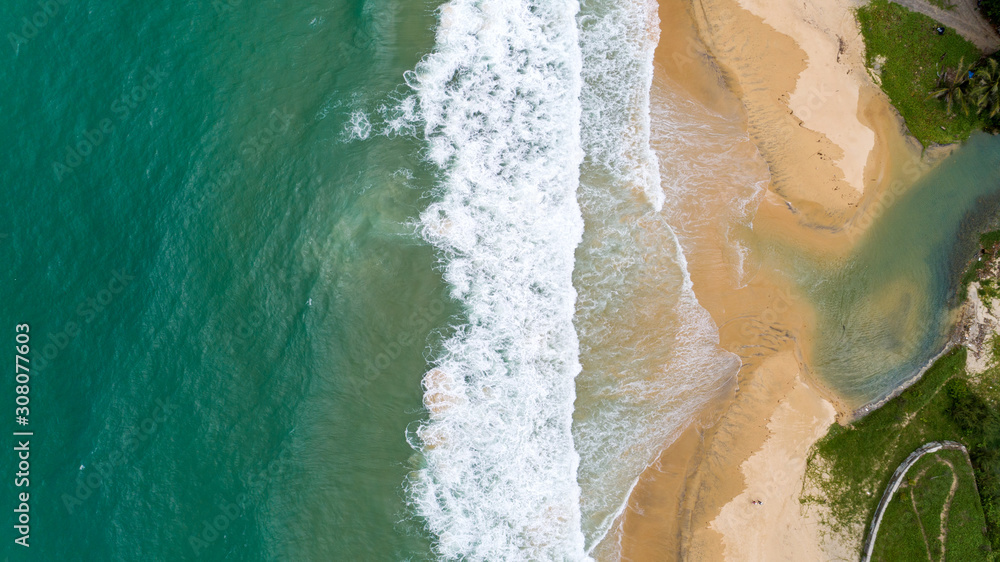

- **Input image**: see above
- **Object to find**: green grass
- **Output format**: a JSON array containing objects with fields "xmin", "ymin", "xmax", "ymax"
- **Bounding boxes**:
[
  {"xmin": 912, "ymin": 454, "xmax": 956, "ymax": 561},
  {"xmin": 982, "ymin": 231, "xmax": 1000, "ymax": 249},
  {"xmin": 872, "ymin": 449, "xmax": 990, "ymax": 561},
  {"xmin": 928, "ymin": 0, "xmax": 956, "ymax": 10},
  {"xmin": 947, "ymin": 450, "xmax": 994, "ymax": 560},
  {"xmin": 805, "ymin": 349, "xmax": 969, "ymax": 534},
  {"xmin": 804, "ymin": 348, "xmax": 999, "ymax": 557},
  {"xmin": 970, "ymin": 336, "xmax": 1000, "ymax": 410},
  {"xmin": 856, "ymin": 0, "xmax": 983, "ymax": 146},
  {"xmin": 960, "ymin": 230, "xmax": 1000, "ymax": 300},
  {"xmin": 982, "ymin": 279, "xmax": 1000, "ymax": 307},
  {"xmin": 875, "ymin": 484, "xmax": 934, "ymax": 561}
]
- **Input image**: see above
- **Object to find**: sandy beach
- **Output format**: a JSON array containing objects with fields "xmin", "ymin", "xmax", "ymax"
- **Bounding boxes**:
[
  {"xmin": 709, "ymin": 373, "xmax": 841, "ymax": 561},
  {"xmin": 609, "ymin": 0, "xmax": 932, "ymax": 559}
]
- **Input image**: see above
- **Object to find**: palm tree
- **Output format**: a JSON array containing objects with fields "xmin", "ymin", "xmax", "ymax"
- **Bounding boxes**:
[
  {"xmin": 930, "ymin": 57, "xmax": 973, "ymax": 115},
  {"xmin": 972, "ymin": 57, "xmax": 1000, "ymax": 119}
]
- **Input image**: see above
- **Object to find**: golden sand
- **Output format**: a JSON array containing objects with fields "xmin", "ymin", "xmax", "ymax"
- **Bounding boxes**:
[
  {"xmin": 608, "ymin": 0, "xmax": 932, "ymax": 558},
  {"xmin": 708, "ymin": 373, "xmax": 840, "ymax": 561}
]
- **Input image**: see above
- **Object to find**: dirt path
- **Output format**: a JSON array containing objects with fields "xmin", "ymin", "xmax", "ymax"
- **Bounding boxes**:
[
  {"xmin": 936, "ymin": 457, "xmax": 959, "ymax": 561},
  {"xmin": 903, "ymin": 458, "xmax": 959, "ymax": 562},
  {"xmin": 889, "ymin": 0, "xmax": 1000, "ymax": 52},
  {"xmin": 877, "ymin": 382, "xmax": 949, "ymax": 476},
  {"xmin": 860, "ymin": 441, "xmax": 969, "ymax": 562},
  {"xmin": 907, "ymin": 481, "xmax": 934, "ymax": 561}
]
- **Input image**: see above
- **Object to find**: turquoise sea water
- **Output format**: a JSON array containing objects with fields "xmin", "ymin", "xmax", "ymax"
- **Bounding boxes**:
[
  {"xmin": 5, "ymin": 0, "xmax": 1000, "ymax": 560},
  {"xmin": 2, "ymin": 1, "xmax": 448, "ymax": 559},
  {"xmin": 2, "ymin": 0, "xmax": 738, "ymax": 556},
  {"xmin": 2, "ymin": 0, "xmax": 696, "ymax": 558}
]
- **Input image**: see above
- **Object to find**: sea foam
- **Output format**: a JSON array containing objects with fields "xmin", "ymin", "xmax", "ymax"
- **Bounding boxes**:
[
  {"xmin": 404, "ymin": 0, "xmax": 589, "ymax": 559},
  {"xmin": 573, "ymin": 0, "xmax": 742, "ymax": 554},
  {"xmin": 577, "ymin": 0, "xmax": 664, "ymax": 211},
  {"xmin": 650, "ymin": 75, "xmax": 768, "ymax": 288}
]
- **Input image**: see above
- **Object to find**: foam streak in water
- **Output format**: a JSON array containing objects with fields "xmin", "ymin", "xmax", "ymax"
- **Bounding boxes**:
[
  {"xmin": 577, "ymin": 0, "xmax": 663, "ymax": 211},
  {"xmin": 572, "ymin": 1, "xmax": 742, "ymax": 555},
  {"xmin": 404, "ymin": 1, "xmax": 589, "ymax": 559}
]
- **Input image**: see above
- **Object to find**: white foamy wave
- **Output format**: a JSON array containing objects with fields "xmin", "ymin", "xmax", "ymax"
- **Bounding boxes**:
[
  {"xmin": 650, "ymin": 74, "xmax": 768, "ymax": 287},
  {"xmin": 571, "ymin": 199, "xmax": 741, "ymax": 552},
  {"xmin": 572, "ymin": 0, "xmax": 742, "ymax": 553},
  {"xmin": 343, "ymin": 110, "xmax": 372, "ymax": 141},
  {"xmin": 578, "ymin": 0, "xmax": 663, "ymax": 211},
  {"xmin": 404, "ymin": 0, "xmax": 589, "ymax": 559}
]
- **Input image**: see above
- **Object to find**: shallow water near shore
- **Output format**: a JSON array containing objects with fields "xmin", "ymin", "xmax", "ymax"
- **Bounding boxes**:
[{"xmin": 799, "ymin": 133, "xmax": 1000, "ymax": 405}]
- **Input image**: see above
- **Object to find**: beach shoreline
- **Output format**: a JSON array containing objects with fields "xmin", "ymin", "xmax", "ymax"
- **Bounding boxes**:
[{"xmin": 611, "ymin": 0, "xmax": 936, "ymax": 558}]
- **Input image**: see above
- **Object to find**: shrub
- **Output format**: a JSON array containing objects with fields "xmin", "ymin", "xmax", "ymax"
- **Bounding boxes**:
[{"xmin": 981, "ymin": 0, "xmax": 1000, "ymax": 28}]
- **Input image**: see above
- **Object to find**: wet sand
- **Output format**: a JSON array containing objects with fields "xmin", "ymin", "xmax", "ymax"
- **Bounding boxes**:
[
  {"xmin": 608, "ymin": 0, "xmax": 929, "ymax": 559},
  {"xmin": 708, "ymin": 372, "xmax": 842, "ymax": 561}
]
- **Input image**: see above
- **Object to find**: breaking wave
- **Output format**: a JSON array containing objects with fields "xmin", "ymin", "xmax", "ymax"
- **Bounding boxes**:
[{"xmin": 403, "ymin": 1, "xmax": 589, "ymax": 559}]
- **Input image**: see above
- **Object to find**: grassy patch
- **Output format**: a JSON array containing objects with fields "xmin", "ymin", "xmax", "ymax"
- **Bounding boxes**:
[
  {"xmin": 960, "ymin": 230, "xmax": 1000, "ymax": 300},
  {"xmin": 982, "ymin": 279, "xmax": 1000, "ymax": 307},
  {"xmin": 856, "ymin": 0, "xmax": 982, "ymax": 146},
  {"xmin": 982, "ymin": 231, "xmax": 1000, "ymax": 249},
  {"xmin": 805, "ymin": 348, "xmax": 999, "ymax": 557},
  {"xmin": 872, "ymin": 449, "xmax": 990, "ymax": 561},
  {"xmin": 947, "ymin": 450, "xmax": 994, "ymax": 561},
  {"xmin": 928, "ymin": 0, "xmax": 956, "ymax": 10},
  {"xmin": 806, "ymin": 349, "xmax": 968, "ymax": 535},
  {"xmin": 874, "ymin": 483, "xmax": 934, "ymax": 560},
  {"xmin": 970, "ymin": 336, "xmax": 1000, "ymax": 410}
]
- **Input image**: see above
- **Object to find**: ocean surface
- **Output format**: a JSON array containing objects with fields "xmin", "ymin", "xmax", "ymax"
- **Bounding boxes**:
[
  {"xmin": 3, "ymin": 0, "xmax": 1000, "ymax": 560},
  {"xmin": 0, "ymin": 0, "xmax": 731, "ymax": 559}
]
